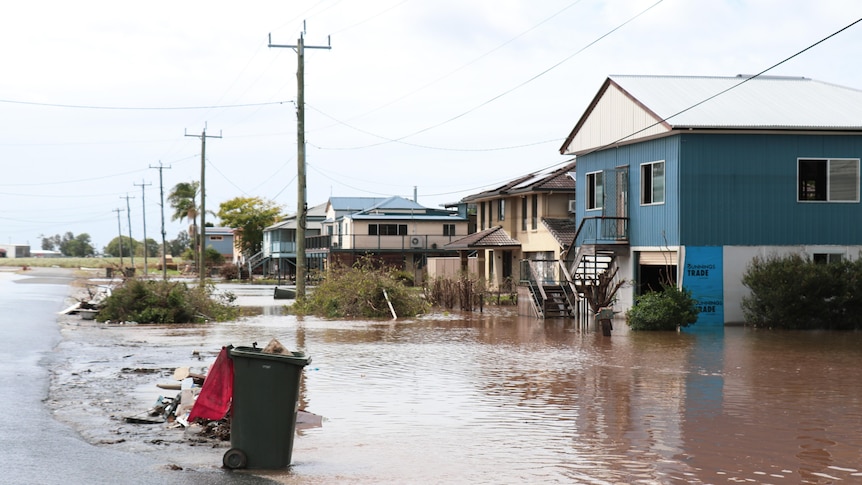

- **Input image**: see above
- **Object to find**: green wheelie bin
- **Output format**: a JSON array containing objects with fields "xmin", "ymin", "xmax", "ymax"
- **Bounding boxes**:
[{"xmin": 222, "ymin": 346, "xmax": 311, "ymax": 469}]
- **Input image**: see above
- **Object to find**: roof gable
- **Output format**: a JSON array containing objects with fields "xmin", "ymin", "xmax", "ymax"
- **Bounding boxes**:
[
  {"xmin": 561, "ymin": 75, "xmax": 862, "ymax": 155},
  {"xmin": 444, "ymin": 226, "xmax": 521, "ymax": 250},
  {"xmin": 463, "ymin": 160, "xmax": 576, "ymax": 202},
  {"xmin": 327, "ymin": 197, "xmax": 388, "ymax": 212},
  {"xmin": 265, "ymin": 201, "xmax": 328, "ymax": 230},
  {"xmin": 348, "ymin": 195, "xmax": 458, "ymax": 219}
]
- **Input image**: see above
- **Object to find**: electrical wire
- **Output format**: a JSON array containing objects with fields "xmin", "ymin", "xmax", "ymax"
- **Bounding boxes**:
[
  {"xmin": 314, "ymin": 0, "xmax": 664, "ymax": 150},
  {"xmin": 579, "ymin": 15, "xmax": 862, "ymax": 156},
  {"xmin": 0, "ymin": 99, "xmax": 291, "ymax": 111}
]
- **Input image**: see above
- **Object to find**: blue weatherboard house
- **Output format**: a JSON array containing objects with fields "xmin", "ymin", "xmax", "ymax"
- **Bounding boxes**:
[{"xmin": 559, "ymin": 75, "xmax": 862, "ymax": 326}]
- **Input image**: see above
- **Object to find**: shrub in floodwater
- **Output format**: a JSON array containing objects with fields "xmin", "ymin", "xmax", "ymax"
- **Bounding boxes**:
[
  {"xmin": 97, "ymin": 279, "xmax": 238, "ymax": 323},
  {"xmin": 742, "ymin": 253, "xmax": 862, "ymax": 330},
  {"xmin": 290, "ymin": 257, "xmax": 429, "ymax": 319},
  {"xmin": 625, "ymin": 284, "xmax": 699, "ymax": 331}
]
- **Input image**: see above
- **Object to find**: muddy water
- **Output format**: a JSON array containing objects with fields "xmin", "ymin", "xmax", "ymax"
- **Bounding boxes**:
[{"xmin": 50, "ymin": 284, "xmax": 862, "ymax": 484}]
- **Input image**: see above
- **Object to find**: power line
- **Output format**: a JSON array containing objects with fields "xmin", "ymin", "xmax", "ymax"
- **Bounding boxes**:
[
  {"xmin": 313, "ymin": 0, "xmax": 664, "ymax": 150},
  {"xmin": 329, "ymin": 0, "xmax": 584, "ymax": 125},
  {"xmin": 306, "ymin": 104, "xmax": 563, "ymax": 151},
  {"xmin": 0, "ymin": 98, "xmax": 291, "ymax": 111},
  {"xmin": 584, "ymin": 16, "xmax": 862, "ymax": 156}
]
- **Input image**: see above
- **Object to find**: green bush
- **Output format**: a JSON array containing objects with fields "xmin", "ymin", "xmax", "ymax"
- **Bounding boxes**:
[
  {"xmin": 97, "ymin": 279, "xmax": 238, "ymax": 323},
  {"xmin": 742, "ymin": 254, "xmax": 862, "ymax": 330},
  {"xmin": 290, "ymin": 257, "xmax": 429, "ymax": 319},
  {"xmin": 626, "ymin": 284, "xmax": 699, "ymax": 331}
]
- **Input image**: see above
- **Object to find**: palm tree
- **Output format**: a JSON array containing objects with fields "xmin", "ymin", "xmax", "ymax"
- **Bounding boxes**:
[
  {"xmin": 167, "ymin": 181, "xmax": 200, "ymax": 227},
  {"xmin": 168, "ymin": 181, "xmax": 200, "ymax": 268}
]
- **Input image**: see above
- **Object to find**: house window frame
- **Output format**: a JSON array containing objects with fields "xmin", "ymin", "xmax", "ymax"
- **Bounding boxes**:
[
  {"xmin": 813, "ymin": 252, "xmax": 844, "ymax": 264},
  {"xmin": 443, "ymin": 223, "xmax": 456, "ymax": 236},
  {"xmin": 586, "ymin": 171, "xmax": 603, "ymax": 211},
  {"xmin": 521, "ymin": 197, "xmax": 528, "ymax": 231},
  {"xmin": 498, "ymin": 199, "xmax": 505, "ymax": 221},
  {"xmin": 531, "ymin": 194, "xmax": 538, "ymax": 230},
  {"xmin": 640, "ymin": 160, "xmax": 665, "ymax": 205},
  {"xmin": 797, "ymin": 158, "xmax": 860, "ymax": 203},
  {"xmin": 368, "ymin": 224, "xmax": 408, "ymax": 236}
]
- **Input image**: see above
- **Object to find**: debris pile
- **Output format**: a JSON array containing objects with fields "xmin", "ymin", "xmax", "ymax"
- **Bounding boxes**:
[
  {"xmin": 123, "ymin": 339, "xmax": 322, "ymax": 443},
  {"xmin": 59, "ymin": 284, "xmax": 112, "ymax": 320}
]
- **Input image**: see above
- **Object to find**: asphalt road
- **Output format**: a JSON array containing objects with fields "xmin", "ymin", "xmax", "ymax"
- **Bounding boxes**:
[{"xmin": 0, "ymin": 267, "xmax": 275, "ymax": 485}]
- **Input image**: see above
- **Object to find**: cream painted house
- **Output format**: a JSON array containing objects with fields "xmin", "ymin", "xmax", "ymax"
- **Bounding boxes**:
[
  {"xmin": 306, "ymin": 196, "xmax": 470, "ymax": 284},
  {"xmin": 447, "ymin": 161, "xmax": 577, "ymax": 294}
]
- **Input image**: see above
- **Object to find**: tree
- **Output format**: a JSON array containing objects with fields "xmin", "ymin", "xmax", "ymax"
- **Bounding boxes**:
[
  {"xmin": 60, "ymin": 233, "xmax": 95, "ymax": 257},
  {"xmin": 167, "ymin": 231, "xmax": 190, "ymax": 258},
  {"xmin": 40, "ymin": 234, "xmax": 61, "ymax": 251},
  {"xmin": 217, "ymin": 196, "xmax": 282, "ymax": 255},
  {"xmin": 167, "ymin": 181, "xmax": 200, "ymax": 226},
  {"xmin": 141, "ymin": 238, "xmax": 160, "ymax": 258},
  {"xmin": 104, "ymin": 236, "xmax": 137, "ymax": 258}
]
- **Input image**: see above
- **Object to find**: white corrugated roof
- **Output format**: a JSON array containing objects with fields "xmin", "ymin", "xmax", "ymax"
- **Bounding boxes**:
[{"xmin": 610, "ymin": 75, "xmax": 862, "ymax": 129}]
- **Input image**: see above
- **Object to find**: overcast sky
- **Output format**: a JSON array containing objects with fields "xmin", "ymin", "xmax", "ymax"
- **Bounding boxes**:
[{"xmin": 2, "ymin": 0, "xmax": 862, "ymax": 251}]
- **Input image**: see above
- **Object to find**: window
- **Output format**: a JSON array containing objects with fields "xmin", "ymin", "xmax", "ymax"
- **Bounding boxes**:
[
  {"xmin": 798, "ymin": 158, "xmax": 859, "ymax": 202},
  {"xmin": 479, "ymin": 203, "xmax": 485, "ymax": 230},
  {"xmin": 641, "ymin": 161, "xmax": 665, "ymax": 205},
  {"xmin": 209, "ymin": 235, "xmax": 224, "ymax": 241},
  {"xmin": 521, "ymin": 198, "xmax": 527, "ymax": 231},
  {"xmin": 498, "ymin": 199, "xmax": 505, "ymax": 221},
  {"xmin": 813, "ymin": 253, "xmax": 843, "ymax": 264},
  {"xmin": 368, "ymin": 224, "xmax": 407, "ymax": 235},
  {"xmin": 586, "ymin": 171, "xmax": 603, "ymax": 210},
  {"xmin": 443, "ymin": 224, "xmax": 456, "ymax": 236},
  {"xmin": 531, "ymin": 194, "xmax": 538, "ymax": 230}
]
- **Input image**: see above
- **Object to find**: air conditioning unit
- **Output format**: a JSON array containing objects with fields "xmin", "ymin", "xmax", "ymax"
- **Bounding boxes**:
[
  {"xmin": 410, "ymin": 236, "xmax": 423, "ymax": 248},
  {"xmin": 568, "ymin": 200, "xmax": 576, "ymax": 213}
]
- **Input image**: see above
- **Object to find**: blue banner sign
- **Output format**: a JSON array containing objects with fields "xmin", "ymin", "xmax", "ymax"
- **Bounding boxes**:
[{"xmin": 683, "ymin": 246, "xmax": 724, "ymax": 326}]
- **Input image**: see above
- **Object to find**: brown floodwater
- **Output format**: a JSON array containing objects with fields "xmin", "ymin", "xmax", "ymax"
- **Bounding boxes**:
[{"xmin": 49, "ymin": 284, "xmax": 862, "ymax": 484}]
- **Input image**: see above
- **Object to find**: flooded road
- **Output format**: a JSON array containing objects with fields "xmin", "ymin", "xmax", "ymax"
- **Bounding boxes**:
[{"xmin": 48, "ymin": 280, "xmax": 862, "ymax": 484}]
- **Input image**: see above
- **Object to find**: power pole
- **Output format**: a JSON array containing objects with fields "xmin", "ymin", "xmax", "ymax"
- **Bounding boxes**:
[
  {"xmin": 134, "ymin": 179, "xmax": 152, "ymax": 277},
  {"xmin": 150, "ymin": 162, "xmax": 171, "ymax": 281},
  {"xmin": 113, "ymin": 208, "xmax": 124, "ymax": 269},
  {"xmin": 269, "ymin": 25, "xmax": 331, "ymax": 299},
  {"xmin": 121, "ymin": 194, "xmax": 135, "ymax": 271},
  {"xmin": 185, "ymin": 126, "xmax": 222, "ymax": 286}
]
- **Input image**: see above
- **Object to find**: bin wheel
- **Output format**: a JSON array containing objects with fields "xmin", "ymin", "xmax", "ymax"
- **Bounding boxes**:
[{"xmin": 223, "ymin": 448, "xmax": 248, "ymax": 469}]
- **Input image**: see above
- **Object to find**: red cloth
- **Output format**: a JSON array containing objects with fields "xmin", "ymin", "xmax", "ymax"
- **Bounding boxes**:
[{"xmin": 188, "ymin": 346, "xmax": 234, "ymax": 422}]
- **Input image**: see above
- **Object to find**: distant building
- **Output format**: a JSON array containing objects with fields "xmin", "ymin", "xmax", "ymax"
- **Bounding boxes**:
[
  {"xmin": 30, "ymin": 249, "xmax": 62, "ymax": 258},
  {"xmin": 260, "ymin": 196, "xmax": 469, "ymax": 284},
  {"xmin": 0, "ymin": 244, "xmax": 31, "ymax": 258},
  {"xmin": 203, "ymin": 227, "xmax": 238, "ymax": 263}
]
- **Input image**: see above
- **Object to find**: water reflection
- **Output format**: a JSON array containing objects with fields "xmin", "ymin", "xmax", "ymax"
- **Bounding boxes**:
[
  {"xmin": 57, "ymin": 289, "xmax": 862, "ymax": 484},
  {"xmin": 268, "ymin": 313, "xmax": 862, "ymax": 484}
]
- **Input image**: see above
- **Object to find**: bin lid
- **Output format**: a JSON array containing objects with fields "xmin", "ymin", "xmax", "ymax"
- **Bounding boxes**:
[{"xmin": 230, "ymin": 346, "xmax": 311, "ymax": 366}]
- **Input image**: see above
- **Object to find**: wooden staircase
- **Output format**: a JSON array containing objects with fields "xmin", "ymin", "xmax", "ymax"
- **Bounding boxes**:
[
  {"xmin": 245, "ymin": 250, "xmax": 269, "ymax": 277},
  {"xmin": 541, "ymin": 284, "xmax": 576, "ymax": 318},
  {"xmin": 522, "ymin": 261, "xmax": 577, "ymax": 319}
]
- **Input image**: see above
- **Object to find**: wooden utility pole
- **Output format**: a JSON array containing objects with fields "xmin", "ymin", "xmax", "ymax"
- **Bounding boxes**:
[
  {"xmin": 269, "ymin": 26, "xmax": 331, "ymax": 299},
  {"xmin": 121, "ymin": 193, "xmax": 135, "ymax": 270},
  {"xmin": 150, "ymin": 162, "xmax": 171, "ymax": 281},
  {"xmin": 113, "ymin": 208, "xmax": 124, "ymax": 269},
  {"xmin": 134, "ymin": 179, "xmax": 152, "ymax": 277},
  {"xmin": 185, "ymin": 127, "xmax": 221, "ymax": 286}
]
